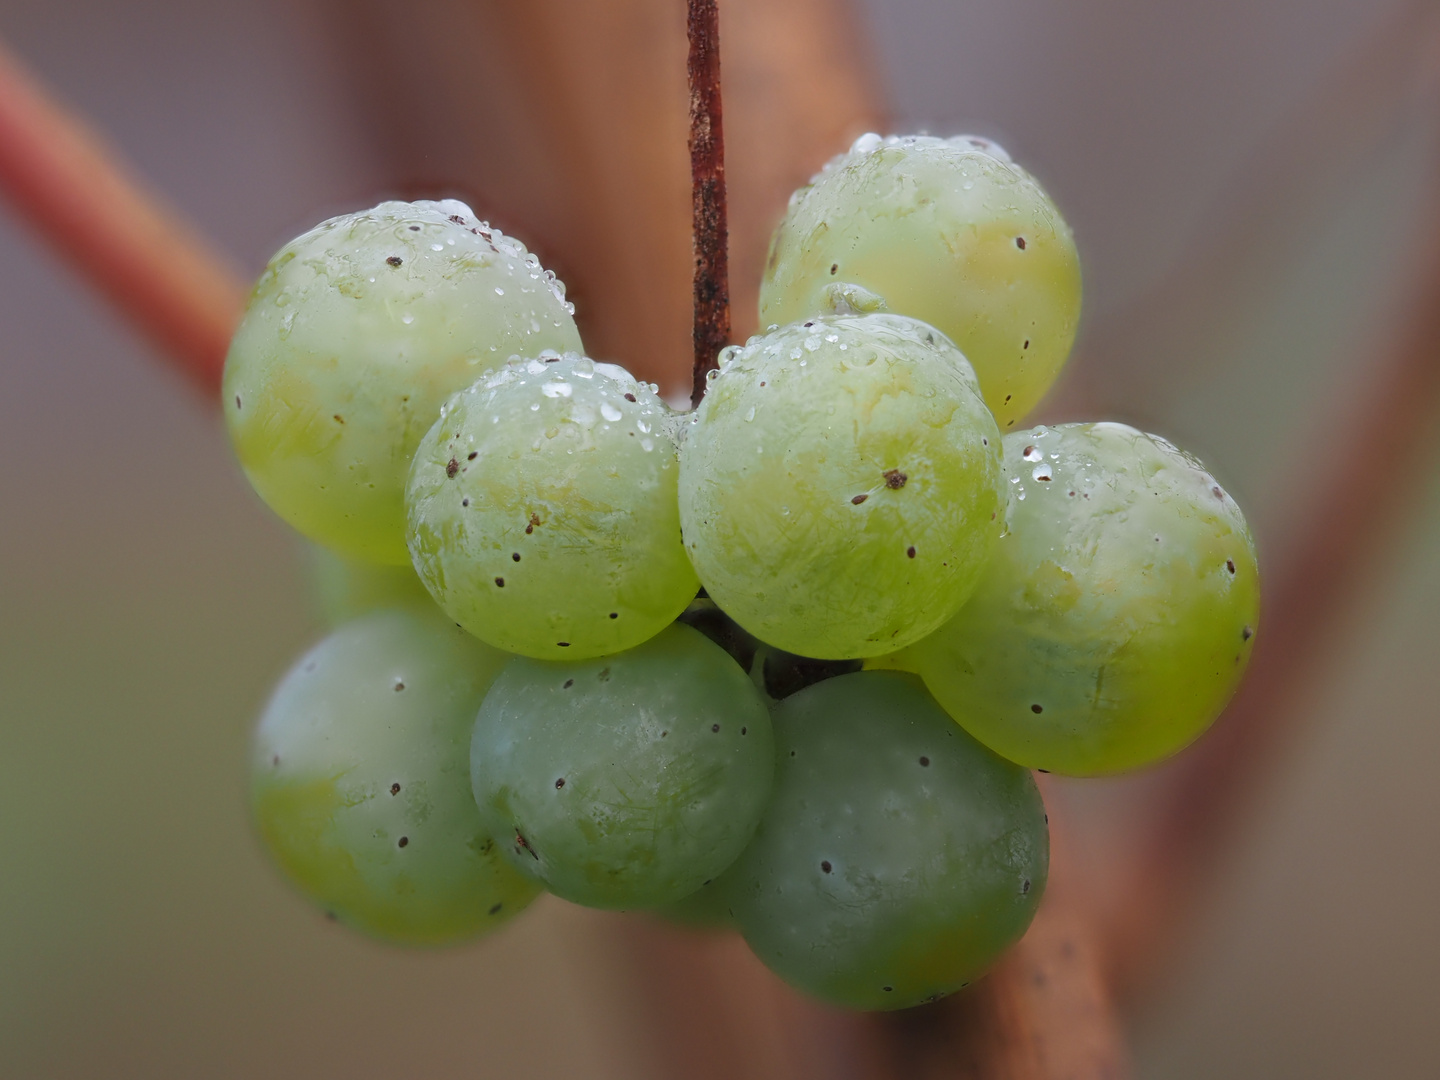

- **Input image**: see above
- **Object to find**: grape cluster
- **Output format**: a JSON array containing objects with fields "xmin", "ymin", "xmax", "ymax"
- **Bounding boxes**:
[{"xmin": 229, "ymin": 135, "xmax": 1259, "ymax": 1012}]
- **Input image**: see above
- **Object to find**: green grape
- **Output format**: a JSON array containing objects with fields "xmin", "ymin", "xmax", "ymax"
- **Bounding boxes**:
[
  {"xmin": 308, "ymin": 545, "xmax": 434, "ymax": 626},
  {"xmin": 407, "ymin": 354, "xmax": 699, "ymax": 660},
  {"xmin": 675, "ymin": 595, "xmax": 760, "ymax": 677},
  {"xmin": 913, "ymin": 423, "xmax": 1261, "ymax": 776},
  {"xmin": 251, "ymin": 607, "xmax": 540, "ymax": 945},
  {"xmin": 726, "ymin": 672, "xmax": 1048, "ymax": 1011},
  {"xmin": 759, "ymin": 134, "xmax": 1081, "ymax": 430},
  {"xmin": 470, "ymin": 623, "xmax": 774, "ymax": 910},
  {"xmin": 678, "ymin": 313, "xmax": 1004, "ymax": 660},
  {"xmin": 224, "ymin": 200, "xmax": 583, "ymax": 565},
  {"xmin": 861, "ymin": 645, "xmax": 922, "ymax": 674},
  {"xmin": 652, "ymin": 878, "xmax": 735, "ymax": 931}
]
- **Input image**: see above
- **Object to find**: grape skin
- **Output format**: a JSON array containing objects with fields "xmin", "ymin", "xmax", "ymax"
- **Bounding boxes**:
[
  {"xmin": 759, "ymin": 134, "xmax": 1081, "ymax": 431},
  {"xmin": 251, "ymin": 607, "xmax": 540, "ymax": 945},
  {"xmin": 224, "ymin": 200, "xmax": 583, "ymax": 565},
  {"xmin": 913, "ymin": 423, "xmax": 1261, "ymax": 775},
  {"xmin": 678, "ymin": 313, "xmax": 1005, "ymax": 660},
  {"xmin": 725, "ymin": 672, "xmax": 1048, "ymax": 1011},
  {"xmin": 652, "ymin": 876, "xmax": 735, "ymax": 931},
  {"xmin": 308, "ymin": 545, "xmax": 436, "ymax": 626},
  {"xmin": 407, "ymin": 354, "xmax": 699, "ymax": 661},
  {"xmin": 470, "ymin": 623, "xmax": 774, "ymax": 910}
]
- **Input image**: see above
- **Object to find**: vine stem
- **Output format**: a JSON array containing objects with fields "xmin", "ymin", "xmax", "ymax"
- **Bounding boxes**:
[
  {"xmin": 687, "ymin": 0, "xmax": 730, "ymax": 407},
  {"xmin": 0, "ymin": 41, "xmax": 244, "ymax": 397},
  {"xmin": 10, "ymin": 7, "xmax": 1440, "ymax": 1077}
]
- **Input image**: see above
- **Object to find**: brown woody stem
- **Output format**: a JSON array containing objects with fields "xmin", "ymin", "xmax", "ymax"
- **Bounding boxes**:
[{"xmin": 687, "ymin": 0, "xmax": 730, "ymax": 407}]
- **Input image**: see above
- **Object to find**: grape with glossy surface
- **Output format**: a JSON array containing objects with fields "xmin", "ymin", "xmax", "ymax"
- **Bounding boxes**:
[
  {"xmin": 470, "ymin": 623, "xmax": 774, "ymax": 909},
  {"xmin": 913, "ymin": 422, "xmax": 1260, "ymax": 775},
  {"xmin": 725, "ymin": 671, "xmax": 1048, "ymax": 1011},
  {"xmin": 759, "ymin": 134, "xmax": 1081, "ymax": 430},
  {"xmin": 251, "ymin": 607, "xmax": 540, "ymax": 945},
  {"xmin": 407, "ymin": 353, "xmax": 698, "ymax": 660},
  {"xmin": 224, "ymin": 200, "xmax": 583, "ymax": 564},
  {"xmin": 678, "ymin": 312, "xmax": 1004, "ymax": 659}
]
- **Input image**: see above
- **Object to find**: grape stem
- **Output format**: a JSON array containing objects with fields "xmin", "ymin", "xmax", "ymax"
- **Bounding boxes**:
[
  {"xmin": 10, "ymin": 6, "xmax": 1437, "ymax": 1077},
  {"xmin": 687, "ymin": 0, "xmax": 730, "ymax": 407},
  {"xmin": 0, "ymin": 40, "xmax": 244, "ymax": 398}
]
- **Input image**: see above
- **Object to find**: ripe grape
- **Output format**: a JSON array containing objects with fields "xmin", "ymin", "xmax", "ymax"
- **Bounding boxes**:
[
  {"xmin": 652, "ymin": 878, "xmax": 735, "ymax": 931},
  {"xmin": 759, "ymin": 134, "xmax": 1081, "ymax": 431},
  {"xmin": 726, "ymin": 671, "xmax": 1048, "ymax": 1011},
  {"xmin": 407, "ymin": 354, "xmax": 699, "ymax": 660},
  {"xmin": 251, "ymin": 607, "xmax": 540, "ymax": 944},
  {"xmin": 761, "ymin": 649, "xmax": 861, "ymax": 701},
  {"xmin": 675, "ymin": 595, "xmax": 760, "ymax": 677},
  {"xmin": 913, "ymin": 423, "xmax": 1260, "ymax": 775},
  {"xmin": 308, "ymin": 545, "xmax": 434, "ymax": 626},
  {"xmin": 224, "ymin": 200, "xmax": 583, "ymax": 565},
  {"xmin": 470, "ymin": 623, "xmax": 774, "ymax": 910},
  {"xmin": 678, "ymin": 313, "xmax": 1005, "ymax": 660}
]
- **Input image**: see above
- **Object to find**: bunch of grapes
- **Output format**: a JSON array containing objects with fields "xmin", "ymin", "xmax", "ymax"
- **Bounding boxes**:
[{"xmin": 229, "ymin": 134, "xmax": 1259, "ymax": 1012}]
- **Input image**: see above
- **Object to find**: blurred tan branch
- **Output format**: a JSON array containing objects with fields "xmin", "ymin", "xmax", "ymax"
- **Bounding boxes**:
[
  {"xmin": 1066, "ymin": 0, "xmax": 1440, "ymax": 997},
  {"xmin": 0, "ymin": 40, "xmax": 244, "ymax": 397},
  {"xmin": 3, "ymin": 2, "xmax": 1440, "ymax": 1078}
]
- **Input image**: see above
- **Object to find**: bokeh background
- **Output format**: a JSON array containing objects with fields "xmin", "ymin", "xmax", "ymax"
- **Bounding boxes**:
[{"xmin": 2, "ymin": 0, "xmax": 1438, "ymax": 1077}]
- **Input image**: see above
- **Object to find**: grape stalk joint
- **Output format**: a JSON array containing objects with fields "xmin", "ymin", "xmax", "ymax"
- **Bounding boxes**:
[{"xmin": 229, "ymin": 133, "xmax": 1257, "ymax": 1011}]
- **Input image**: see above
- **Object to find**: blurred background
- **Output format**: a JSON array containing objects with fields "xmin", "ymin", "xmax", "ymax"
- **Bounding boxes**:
[{"xmin": 1, "ymin": 0, "xmax": 1438, "ymax": 1077}]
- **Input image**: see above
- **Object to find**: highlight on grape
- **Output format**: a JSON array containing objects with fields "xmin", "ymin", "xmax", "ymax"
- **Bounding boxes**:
[{"xmin": 227, "ymin": 132, "xmax": 1258, "ymax": 1010}]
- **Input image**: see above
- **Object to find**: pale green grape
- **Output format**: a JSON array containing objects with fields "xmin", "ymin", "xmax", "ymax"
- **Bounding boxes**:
[
  {"xmin": 407, "ymin": 354, "xmax": 698, "ymax": 660},
  {"xmin": 726, "ymin": 672, "xmax": 1048, "ymax": 1011},
  {"xmin": 913, "ymin": 423, "xmax": 1261, "ymax": 775},
  {"xmin": 761, "ymin": 648, "xmax": 861, "ymax": 701},
  {"xmin": 224, "ymin": 200, "xmax": 583, "ymax": 565},
  {"xmin": 678, "ymin": 313, "xmax": 1004, "ymax": 660},
  {"xmin": 251, "ymin": 607, "xmax": 540, "ymax": 945},
  {"xmin": 308, "ymin": 545, "xmax": 434, "ymax": 626},
  {"xmin": 759, "ymin": 134, "xmax": 1081, "ymax": 430},
  {"xmin": 470, "ymin": 623, "xmax": 774, "ymax": 910}
]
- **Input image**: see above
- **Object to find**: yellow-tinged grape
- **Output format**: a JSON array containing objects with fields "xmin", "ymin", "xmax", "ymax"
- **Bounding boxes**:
[
  {"xmin": 726, "ymin": 672, "xmax": 1048, "ymax": 1011},
  {"xmin": 759, "ymin": 134, "xmax": 1081, "ymax": 430},
  {"xmin": 862, "ymin": 646, "xmax": 921, "ymax": 674},
  {"xmin": 678, "ymin": 313, "xmax": 1004, "ymax": 660},
  {"xmin": 224, "ymin": 200, "xmax": 583, "ymax": 564},
  {"xmin": 407, "ymin": 354, "xmax": 698, "ymax": 660},
  {"xmin": 308, "ymin": 545, "xmax": 434, "ymax": 626},
  {"xmin": 913, "ymin": 423, "xmax": 1260, "ymax": 776},
  {"xmin": 470, "ymin": 623, "xmax": 774, "ymax": 909},
  {"xmin": 251, "ymin": 607, "xmax": 540, "ymax": 945}
]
